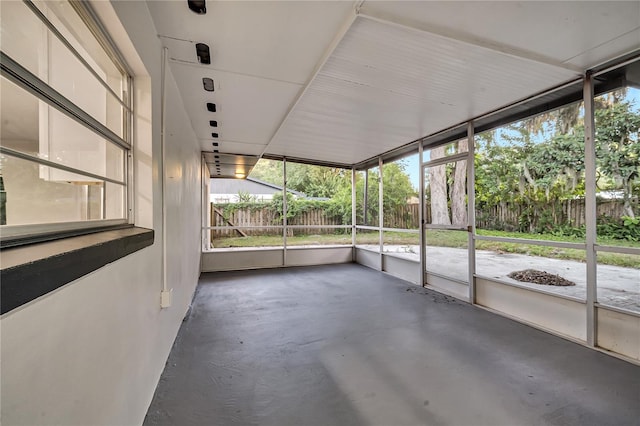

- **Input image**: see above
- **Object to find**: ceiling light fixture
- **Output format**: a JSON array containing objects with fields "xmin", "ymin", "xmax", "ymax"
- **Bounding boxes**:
[
  {"xmin": 211, "ymin": 132, "xmax": 218, "ymax": 138},
  {"xmin": 195, "ymin": 43, "xmax": 211, "ymax": 65},
  {"xmin": 209, "ymin": 120, "xmax": 217, "ymax": 127},
  {"xmin": 206, "ymin": 103, "xmax": 216, "ymax": 112},
  {"xmin": 187, "ymin": 0, "xmax": 206, "ymax": 14},
  {"xmin": 202, "ymin": 78, "xmax": 214, "ymax": 91}
]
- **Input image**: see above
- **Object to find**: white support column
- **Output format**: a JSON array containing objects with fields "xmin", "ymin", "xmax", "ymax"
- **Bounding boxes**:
[
  {"xmin": 467, "ymin": 122, "xmax": 477, "ymax": 304},
  {"xmin": 351, "ymin": 167, "xmax": 357, "ymax": 260},
  {"xmin": 201, "ymin": 155, "xmax": 210, "ymax": 252},
  {"xmin": 160, "ymin": 46, "xmax": 169, "ymax": 298},
  {"xmin": 419, "ymin": 143, "xmax": 426, "ymax": 287},
  {"xmin": 364, "ymin": 168, "xmax": 369, "ymax": 225},
  {"xmin": 584, "ymin": 73, "xmax": 597, "ymax": 346},
  {"xmin": 126, "ymin": 74, "xmax": 134, "ymax": 226},
  {"xmin": 282, "ymin": 158, "xmax": 288, "ymax": 267},
  {"xmin": 378, "ymin": 157, "xmax": 384, "ymax": 271}
]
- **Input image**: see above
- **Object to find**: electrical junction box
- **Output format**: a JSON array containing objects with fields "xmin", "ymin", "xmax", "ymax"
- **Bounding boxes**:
[{"xmin": 161, "ymin": 288, "xmax": 173, "ymax": 309}]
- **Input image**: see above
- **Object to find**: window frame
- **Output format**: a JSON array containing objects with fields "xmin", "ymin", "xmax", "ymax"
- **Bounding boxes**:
[{"xmin": 0, "ymin": 0, "xmax": 134, "ymax": 247}]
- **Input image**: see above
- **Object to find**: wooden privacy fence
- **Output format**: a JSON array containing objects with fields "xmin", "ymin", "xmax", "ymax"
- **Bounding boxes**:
[
  {"xmin": 383, "ymin": 204, "xmax": 421, "ymax": 228},
  {"xmin": 212, "ymin": 205, "xmax": 278, "ymax": 236},
  {"xmin": 211, "ymin": 204, "xmax": 344, "ymax": 237},
  {"xmin": 475, "ymin": 199, "xmax": 636, "ymax": 232},
  {"xmin": 212, "ymin": 199, "xmax": 632, "ymax": 237}
]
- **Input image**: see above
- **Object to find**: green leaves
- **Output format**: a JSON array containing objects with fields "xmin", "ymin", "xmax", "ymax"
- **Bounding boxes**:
[
  {"xmin": 476, "ymin": 91, "xmax": 639, "ymax": 224},
  {"xmin": 597, "ymin": 216, "xmax": 640, "ymax": 241}
]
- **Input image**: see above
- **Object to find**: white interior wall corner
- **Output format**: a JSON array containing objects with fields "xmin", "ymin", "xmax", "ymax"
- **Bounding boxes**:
[{"xmin": 0, "ymin": 1, "xmax": 202, "ymax": 424}]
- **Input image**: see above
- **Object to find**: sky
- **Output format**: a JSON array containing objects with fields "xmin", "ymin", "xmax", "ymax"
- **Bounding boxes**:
[{"xmin": 405, "ymin": 155, "xmax": 420, "ymax": 191}]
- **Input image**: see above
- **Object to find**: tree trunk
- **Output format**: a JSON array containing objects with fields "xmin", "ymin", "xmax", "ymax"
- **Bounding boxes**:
[
  {"xmin": 429, "ymin": 146, "xmax": 451, "ymax": 225},
  {"xmin": 451, "ymin": 139, "xmax": 468, "ymax": 226},
  {"xmin": 623, "ymin": 180, "xmax": 635, "ymax": 218}
]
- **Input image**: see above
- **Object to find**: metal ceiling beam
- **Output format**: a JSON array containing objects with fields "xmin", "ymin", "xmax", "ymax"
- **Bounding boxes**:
[{"xmin": 261, "ymin": 154, "xmax": 351, "ymax": 170}]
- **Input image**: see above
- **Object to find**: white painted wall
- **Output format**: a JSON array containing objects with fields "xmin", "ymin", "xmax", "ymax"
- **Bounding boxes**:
[
  {"xmin": 475, "ymin": 278, "xmax": 587, "ymax": 342},
  {"xmin": 0, "ymin": 1, "xmax": 202, "ymax": 424},
  {"xmin": 201, "ymin": 247, "xmax": 353, "ymax": 272},
  {"xmin": 382, "ymin": 254, "xmax": 420, "ymax": 285},
  {"xmin": 355, "ymin": 247, "xmax": 381, "ymax": 270},
  {"xmin": 597, "ymin": 307, "xmax": 640, "ymax": 361},
  {"xmin": 286, "ymin": 247, "xmax": 352, "ymax": 267},
  {"xmin": 425, "ymin": 273, "xmax": 469, "ymax": 301}
]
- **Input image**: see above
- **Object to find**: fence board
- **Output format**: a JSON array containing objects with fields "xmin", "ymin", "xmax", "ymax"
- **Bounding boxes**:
[{"xmin": 212, "ymin": 199, "xmax": 634, "ymax": 237}]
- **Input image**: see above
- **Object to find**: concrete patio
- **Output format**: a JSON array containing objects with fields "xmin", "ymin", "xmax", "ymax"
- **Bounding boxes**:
[{"xmin": 362, "ymin": 245, "xmax": 640, "ymax": 312}]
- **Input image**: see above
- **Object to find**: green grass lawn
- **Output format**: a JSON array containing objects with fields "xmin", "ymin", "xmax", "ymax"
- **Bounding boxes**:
[
  {"xmin": 211, "ymin": 233, "xmax": 353, "ymax": 248},
  {"xmin": 211, "ymin": 229, "xmax": 639, "ymax": 268}
]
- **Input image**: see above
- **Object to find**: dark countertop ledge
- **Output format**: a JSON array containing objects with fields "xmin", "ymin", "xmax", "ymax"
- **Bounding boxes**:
[{"xmin": 1, "ymin": 227, "xmax": 154, "ymax": 315}]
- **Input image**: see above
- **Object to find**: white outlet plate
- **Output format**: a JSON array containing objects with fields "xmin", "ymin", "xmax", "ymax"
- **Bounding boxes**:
[{"xmin": 161, "ymin": 288, "xmax": 173, "ymax": 309}]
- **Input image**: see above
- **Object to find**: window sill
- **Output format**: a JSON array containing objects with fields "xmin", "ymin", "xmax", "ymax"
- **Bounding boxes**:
[{"xmin": 1, "ymin": 227, "xmax": 154, "ymax": 315}]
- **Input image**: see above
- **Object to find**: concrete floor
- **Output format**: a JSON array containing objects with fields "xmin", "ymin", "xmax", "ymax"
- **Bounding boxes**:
[{"xmin": 145, "ymin": 264, "xmax": 640, "ymax": 426}]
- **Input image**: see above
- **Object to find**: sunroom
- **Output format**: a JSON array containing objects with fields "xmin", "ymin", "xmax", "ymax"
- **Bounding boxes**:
[{"xmin": 1, "ymin": 1, "xmax": 638, "ymax": 425}]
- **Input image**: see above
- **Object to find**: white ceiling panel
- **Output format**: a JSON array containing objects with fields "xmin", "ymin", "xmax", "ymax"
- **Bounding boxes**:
[
  {"xmin": 147, "ymin": 0, "xmax": 355, "ymax": 175},
  {"xmin": 169, "ymin": 62, "xmax": 302, "ymax": 153},
  {"xmin": 359, "ymin": 1, "xmax": 640, "ymax": 69},
  {"xmin": 567, "ymin": 27, "xmax": 640, "ymax": 70},
  {"xmin": 266, "ymin": 16, "xmax": 579, "ymax": 164},
  {"xmin": 147, "ymin": 1, "xmax": 354, "ymax": 84},
  {"xmin": 146, "ymin": 1, "xmax": 639, "ymax": 169}
]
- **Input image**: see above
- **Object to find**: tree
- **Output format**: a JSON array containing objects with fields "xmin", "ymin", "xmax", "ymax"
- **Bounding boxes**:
[
  {"xmin": 474, "ymin": 88, "xmax": 640, "ymax": 232},
  {"xmin": 382, "ymin": 161, "xmax": 416, "ymax": 210},
  {"xmin": 474, "ymin": 130, "xmax": 524, "ymax": 206},
  {"xmin": 250, "ymin": 160, "xmax": 351, "ymax": 199},
  {"xmin": 451, "ymin": 139, "xmax": 468, "ymax": 225},
  {"xmin": 295, "ymin": 166, "xmax": 349, "ymax": 198},
  {"xmin": 428, "ymin": 145, "xmax": 450, "ymax": 225},
  {"xmin": 249, "ymin": 159, "xmax": 283, "ymax": 185},
  {"xmin": 426, "ymin": 141, "xmax": 469, "ymax": 226},
  {"xmin": 595, "ymin": 99, "xmax": 640, "ymax": 217},
  {"xmin": 474, "ymin": 112, "xmax": 583, "ymax": 232},
  {"xmin": 524, "ymin": 131, "xmax": 585, "ymax": 200},
  {"xmin": 356, "ymin": 168, "xmax": 379, "ymax": 225}
]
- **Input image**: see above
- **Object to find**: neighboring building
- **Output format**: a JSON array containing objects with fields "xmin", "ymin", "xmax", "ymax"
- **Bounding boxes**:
[{"xmin": 210, "ymin": 177, "xmax": 307, "ymax": 203}]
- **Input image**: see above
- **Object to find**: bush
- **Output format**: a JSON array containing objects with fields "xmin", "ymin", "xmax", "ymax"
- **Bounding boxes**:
[
  {"xmin": 270, "ymin": 192, "xmax": 346, "ymax": 222},
  {"xmin": 597, "ymin": 216, "xmax": 640, "ymax": 241},
  {"xmin": 544, "ymin": 216, "xmax": 640, "ymax": 241},
  {"xmin": 214, "ymin": 201, "xmax": 268, "ymax": 222},
  {"xmin": 549, "ymin": 225, "xmax": 586, "ymax": 239}
]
